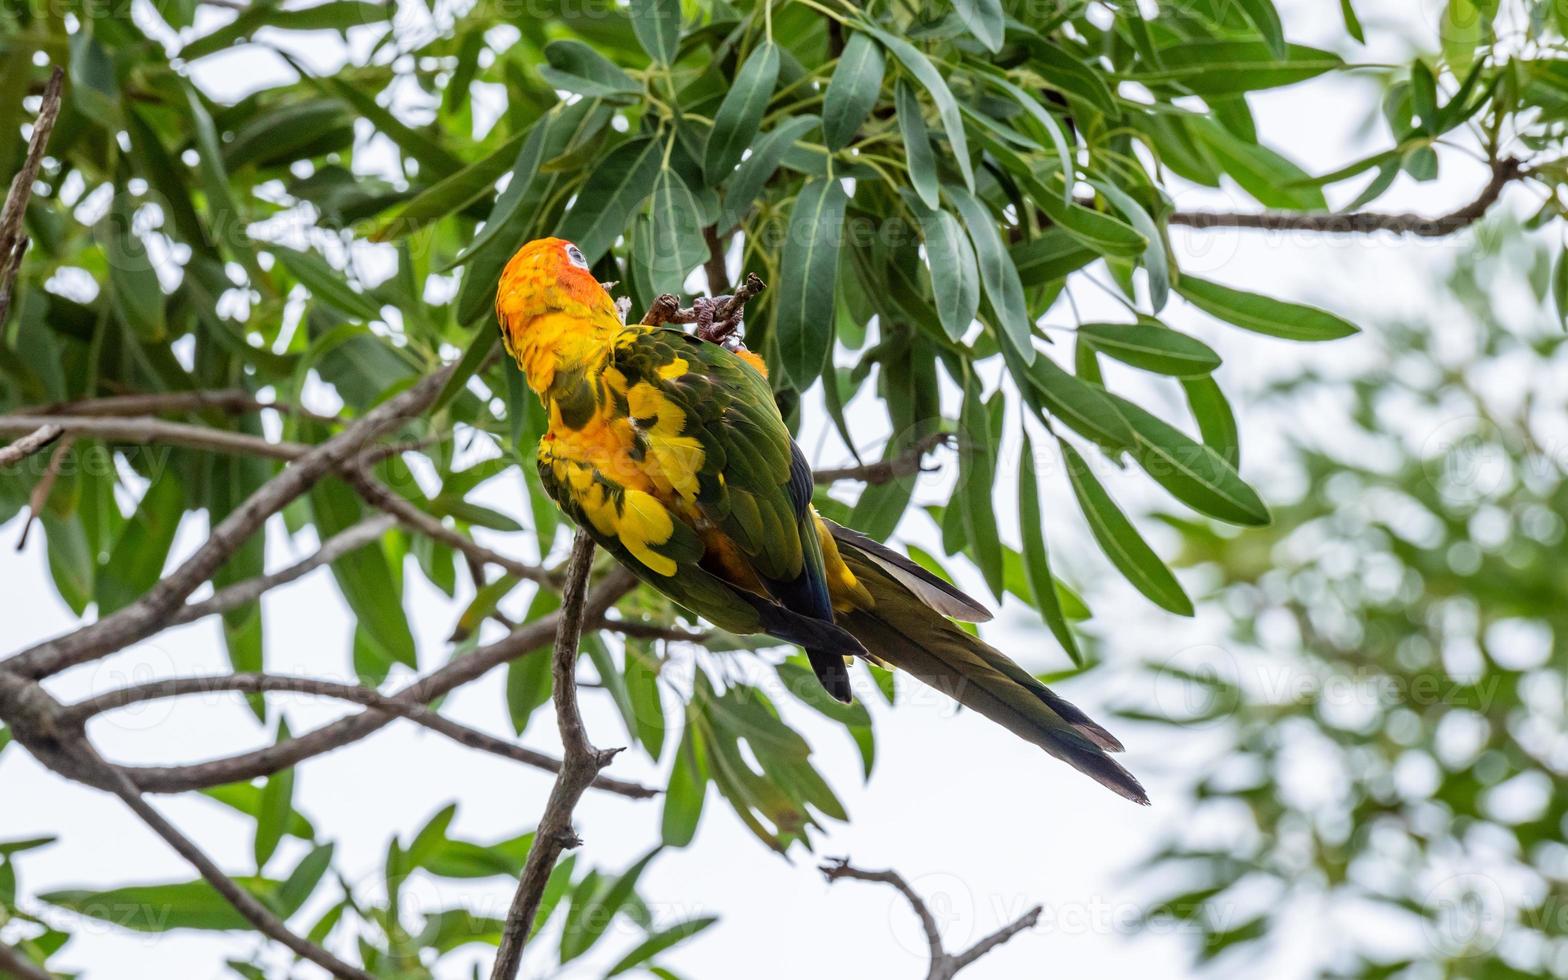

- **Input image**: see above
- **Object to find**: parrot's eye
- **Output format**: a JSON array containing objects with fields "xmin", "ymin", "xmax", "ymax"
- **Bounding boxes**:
[{"xmin": 565, "ymin": 244, "xmax": 588, "ymax": 269}]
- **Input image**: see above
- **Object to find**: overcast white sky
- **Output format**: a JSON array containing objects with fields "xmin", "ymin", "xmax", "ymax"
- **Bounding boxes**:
[{"xmin": 0, "ymin": 1, "xmax": 1526, "ymax": 977}]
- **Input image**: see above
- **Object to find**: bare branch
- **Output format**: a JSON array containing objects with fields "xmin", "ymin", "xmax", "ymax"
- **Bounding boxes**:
[
  {"xmin": 820, "ymin": 858, "xmax": 1039, "ymax": 980},
  {"xmin": 593, "ymin": 616, "xmax": 712, "ymax": 645},
  {"xmin": 12, "ymin": 389, "xmax": 339, "ymax": 424},
  {"xmin": 338, "ymin": 460, "xmax": 555, "ymax": 585},
  {"xmin": 1168, "ymin": 157, "xmax": 1524, "ymax": 237},
  {"xmin": 0, "ymin": 67, "xmax": 63, "ymax": 330},
  {"xmin": 15, "ymin": 434, "xmax": 73, "ymax": 550},
  {"xmin": 491, "ymin": 533, "xmax": 621, "ymax": 980},
  {"xmin": 62, "ymin": 672, "xmax": 655, "ymax": 800},
  {"xmin": 0, "ymin": 424, "xmax": 62, "ymax": 467},
  {"xmin": 814, "ymin": 432, "xmax": 952, "ymax": 485},
  {"xmin": 113, "ymin": 568, "xmax": 638, "ymax": 793},
  {"xmin": 171, "ymin": 516, "xmax": 397, "ymax": 626},
  {"xmin": 0, "ymin": 414, "xmax": 307, "ymax": 461},
  {"xmin": 2, "ymin": 364, "xmax": 456, "ymax": 679}
]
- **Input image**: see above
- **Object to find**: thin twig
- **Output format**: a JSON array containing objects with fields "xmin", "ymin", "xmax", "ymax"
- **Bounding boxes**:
[
  {"xmin": 0, "ymin": 67, "xmax": 64, "ymax": 330},
  {"xmin": 490, "ymin": 532, "xmax": 621, "ymax": 980},
  {"xmin": 593, "ymin": 616, "xmax": 712, "ymax": 645},
  {"xmin": 113, "ymin": 568, "xmax": 638, "ymax": 794},
  {"xmin": 1, "ymin": 364, "xmax": 457, "ymax": 679},
  {"xmin": 15, "ymin": 434, "xmax": 73, "ymax": 551},
  {"xmin": 1168, "ymin": 157, "xmax": 1524, "ymax": 237},
  {"xmin": 819, "ymin": 858, "xmax": 1040, "ymax": 980},
  {"xmin": 814, "ymin": 432, "xmax": 952, "ymax": 485},
  {"xmin": 0, "ymin": 414, "xmax": 307, "ymax": 460},
  {"xmin": 0, "ymin": 424, "xmax": 62, "ymax": 467},
  {"xmin": 12, "ymin": 389, "xmax": 339, "ymax": 425},
  {"xmin": 62, "ymin": 673, "xmax": 655, "ymax": 800},
  {"xmin": 170, "ymin": 516, "xmax": 397, "ymax": 626}
]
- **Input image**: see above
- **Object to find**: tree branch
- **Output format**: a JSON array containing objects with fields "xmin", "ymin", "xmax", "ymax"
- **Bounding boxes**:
[
  {"xmin": 61, "ymin": 672, "xmax": 655, "ymax": 800},
  {"xmin": 490, "ymin": 532, "xmax": 621, "ymax": 980},
  {"xmin": 0, "ymin": 67, "xmax": 63, "ymax": 331},
  {"xmin": 819, "ymin": 858, "xmax": 1039, "ymax": 980},
  {"xmin": 0, "ymin": 414, "xmax": 307, "ymax": 460},
  {"xmin": 12, "ymin": 389, "xmax": 339, "ymax": 424},
  {"xmin": 814, "ymin": 432, "xmax": 952, "ymax": 485},
  {"xmin": 1167, "ymin": 157, "xmax": 1524, "ymax": 237},
  {"xmin": 111, "ymin": 568, "xmax": 638, "ymax": 794},
  {"xmin": 0, "ymin": 424, "xmax": 63, "ymax": 467},
  {"xmin": 1, "ymin": 364, "xmax": 454, "ymax": 679}
]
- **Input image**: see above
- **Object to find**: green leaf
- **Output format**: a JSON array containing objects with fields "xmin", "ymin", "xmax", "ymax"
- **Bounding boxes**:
[
  {"xmin": 822, "ymin": 33, "xmax": 885, "ymax": 151},
  {"xmin": 370, "ymin": 129, "xmax": 529, "ymax": 241},
  {"xmin": 1189, "ymin": 117, "xmax": 1327, "ymax": 211},
  {"xmin": 1110, "ymin": 396, "xmax": 1269, "ymax": 526},
  {"xmin": 1024, "ymin": 356, "xmax": 1136, "ymax": 451},
  {"xmin": 625, "ymin": 642, "xmax": 666, "ymax": 761},
  {"xmin": 916, "ymin": 206, "xmax": 979, "ymax": 340},
  {"xmin": 1183, "ymin": 376, "xmax": 1241, "ymax": 467},
  {"xmin": 274, "ymin": 246, "xmax": 383, "ymax": 322},
  {"xmin": 1032, "ymin": 177, "xmax": 1147, "ymax": 257},
  {"xmin": 1078, "ymin": 322, "xmax": 1220, "ymax": 377},
  {"xmin": 606, "ymin": 916, "xmax": 719, "ymax": 976},
  {"xmin": 1236, "ymin": 0, "xmax": 1286, "ymax": 58},
  {"xmin": 630, "ymin": 0, "xmax": 681, "ymax": 64},
  {"xmin": 863, "ymin": 25, "xmax": 975, "ymax": 191},
  {"xmin": 69, "ymin": 32, "xmax": 120, "ymax": 128},
  {"xmin": 776, "ymin": 178, "xmax": 848, "ymax": 388},
  {"xmin": 321, "ymin": 76, "xmax": 463, "ymax": 178},
  {"xmin": 310, "ymin": 481, "xmax": 417, "ymax": 668},
  {"xmin": 557, "ymin": 137, "xmax": 663, "ymax": 264},
  {"xmin": 953, "ymin": 0, "xmax": 1005, "ymax": 53},
  {"xmin": 273, "ymin": 843, "xmax": 333, "ymax": 919},
  {"xmin": 647, "ymin": 166, "xmax": 708, "ymax": 295},
  {"xmin": 1554, "ymin": 250, "xmax": 1568, "ymax": 330},
  {"xmin": 1176, "ymin": 275, "xmax": 1358, "ymax": 341},
  {"xmin": 718, "ymin": 115, "xmax": 819, "ymax": 232},
  {"xmin": 945, "ymin": 185, "xmax": 1035, "ymax": 364},
  {"xmin": 1060, "ymin": 441, "xmax": 1193, "ymax": 616},
  {"xmin": 1441, "ymin": 0, "xmax": 1485, "ymax": 75},
  {"xmin": 104, "ymin": 198, "xmax": 166, "ymax": 341},
  {"xmin": 95, "ymin": 474, "xmax": 182, "ymax": 615},
  {"xmin": 507, "ymin": 590, "xmax": 560, "ymax": 735},
  {"xmin": 1087, "ymin": 179, "xmax": 1170, "ymax": 311},
  {"xmin": 661, "ymin": 721, "xmax": 706, "ymax": 847},
  {"xmin": 1018, "ymin": 432, "xmax": 1082, "ymax": 665},
  {"xmin": 254, "ymin": 719, "xmax": 295, "ymax": 870},
  {"xmin": 1137, "ymin": 41, "xmax": 1344, "ymax": 95},
  {"xmin": 1025, "ymin": 40, "xmax": 1118, "ymax": 115},
  {"xmin": 539, "ymin": 40, "xmax": 640, "ymax": 99},
  {"xmin": 1340, "ymin": 0, "xmax": 1365, "ymax": 43},
  {"xmin": 958, "ymin": 375, "xmax": 1003, "ymax": 599},
  {"xmin": 895, "ymin": 81, "xmax": 940, "ymax": 210},
  {"xmin": 43, "ymin": 880, "xmax": 263, "ymax": 931},
  {"xmin": 562, "ymin": 848, "xmax": 661, "ymax": 963},
  {"xmin": 704, "ymin": 41, "xmax": 779, "ymax": 183}
]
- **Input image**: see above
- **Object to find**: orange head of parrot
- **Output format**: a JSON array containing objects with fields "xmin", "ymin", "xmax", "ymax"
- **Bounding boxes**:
[{"xmin": 495, "ymin": 237, "xmax": 622, "ymax": 393}]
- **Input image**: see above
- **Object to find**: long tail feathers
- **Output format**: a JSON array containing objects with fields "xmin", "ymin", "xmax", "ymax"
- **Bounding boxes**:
[{"xmin": 835, "ymin": 545, "xmax": 1149, "ymax": 805}]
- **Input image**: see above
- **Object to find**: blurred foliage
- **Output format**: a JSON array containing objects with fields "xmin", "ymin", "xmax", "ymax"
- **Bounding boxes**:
[
  {"xmin": 1124, "ymin": 224, "xmax": 1568, "ymax": 977},
  {"xmin": 3, "ymin": 0, "xmax": 1568, "ymax": 976}
]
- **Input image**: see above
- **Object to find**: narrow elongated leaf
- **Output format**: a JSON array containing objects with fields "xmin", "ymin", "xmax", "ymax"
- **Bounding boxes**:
[
  {"xmin": 953, "ymin": 0, "xmax": 1005, "ymax": 53},
  {"xmin": 1110, "ymin": 395, "xmax": 1269, "ymax": 526},
  {"xmin": 661, "ymin": 721, "xmax": 706, "ymax": 847},
  {"xmin": 557, "ymin": 137, "xmax": 662, "ymax": 263},
  {"xmin": 1061, "ymin": 441, "xmax": 1193, "ymax": 616},
  {"xmin": 625, "ymin": 642, "xmax": 666, "ymax": 761},
  {"xmin": 945, "ymin": 184, "xmax": 1034, "ymax": 363},
  {"xmin": 718, "ymin": 115, "xmax": 819, "ymax": 231},
  {"xmin": 274, "ymin": 246, "xmax": 383, "ymax": 322},
  {"xmin": 704, "ymin": 41, "xmax": 779, "ymax": 183},
  {"xmin": 1176, "ymin": 275, "xmax": 1358, "ymax": 341},
  {"xmin": 822, "ymin": 33, "xmax": 884, "ymax": 151},
  {"xmin": 1032, "ymin": 178, "xmax": 1147, "ymax": 257},
  {"xmin": 1088, "ymin": 178, "xmax": 1171, "ymax": 311},
  {"xmin": 1441, "ymin": 0, "xmax": 1484, "ymax": 75},
  {"xmin": 1078, "ymin": 322, "xmax": 1220, "ymax": 376},
  {"xmin": 1190, "ymin": 118, "xmax": 1326, "ymax": 211},
  {"xmin": 1018, "ymin": 432, "xmax": 1081, "ymax": 665},
  {"xmin": 1135, "ymin": 42, "xmax": 1343, "ymax": 95},
  {"xmin": 539, "ymin": 40, "xmax": 639, "ymax": 99},
  {"xmin": 630, "ymin": 0, "xmax": 681, "ymax": 64},
  {"xmin": 776, "ymin": 179, "xmax": 848, "ymax": 388},
  {"xmin": 1236, "ymin": 0, "xmax": 1286, "ymax": 58},
  {"xmin": 1182, "ymin": 376, "xmax": 1240, "ymax": 466},
  {"xmin": 322, "ymin": 77, "xmax": 463, "ymax": 177},
  {"xmin": 606, "ymin": 916, "xmax": 719, "ymax": 976},
  {"xmin": 895, "ymin": 82, "xmax": 940, "ymax": 210},
  {"xmin": 1555, "ymin": 250, "xmax": 1568, "ymax": 330},
  {"xmin": 254, "ymin": 719, "xmax": 294, "ymax": 870},
  {"xmin": 863, "ymin": 25, "xmax": 974, "ymax": 190},
  {"xmin": 370, "ymin": 129, "xmax": 528, "ymax": 241},
  {"xmin": 95, "ymin": 475, "xmax": 181, "ymax": 615},
  {"xmin": 1340, "ymin": 0, "xmax": 1365, "ymax": 43},
  {"xmin": 1025, "ymin": 356, "xmax": 1135, "ymax": 451},
  {"xmin": 916, "ymin": 207, "xmax": 979, "ymax": 340},
  {"xmin": 310, "ymin": 481, "xmax": 416, "ymax": 668},
  {"xmin": 959, "ymin": 375, "xmax": 1003, "ymax": 599},
  {"xmin": 647, "ymin": 167, "xmax": 708, "ymax": 295}
]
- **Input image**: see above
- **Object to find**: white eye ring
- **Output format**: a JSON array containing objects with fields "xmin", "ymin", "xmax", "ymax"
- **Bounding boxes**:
[{"xmin": 565, "ymin": 244, "xmax": 588, "ymax": 269}]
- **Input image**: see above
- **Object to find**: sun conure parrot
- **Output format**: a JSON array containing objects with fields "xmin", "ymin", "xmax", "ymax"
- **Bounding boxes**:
[{"xmin": 495, "ymin": 237, "xmax": 1147, "ymax": 804}]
